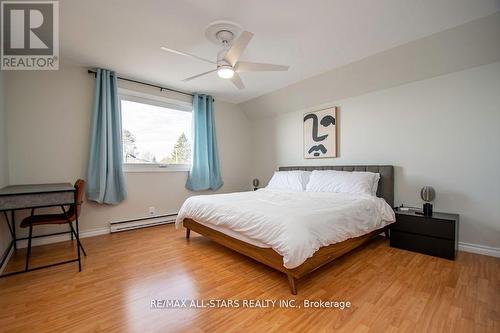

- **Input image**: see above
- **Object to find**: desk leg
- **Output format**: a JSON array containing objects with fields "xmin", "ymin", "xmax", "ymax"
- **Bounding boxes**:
[
  {"xmin": 0, "ymin": 211, "xmax": 17, "ymax": 274},
  {"xmin": 76, "ymin": 220, "xmax": 81, "ymax": 272},
  {"xmin": 11, "ymin": 211, "xmax": 17, "ymax": 250},
  {"xmin": 3, "ymin": 211, "xmax": 17, "ymax": 250},
  {"xmin": 25, "ymin": 224, "xmax": 33, "ymax": 271},
  {"xmin": 74, "ymin": 195, "xmax": 81, "ymax": 272}
]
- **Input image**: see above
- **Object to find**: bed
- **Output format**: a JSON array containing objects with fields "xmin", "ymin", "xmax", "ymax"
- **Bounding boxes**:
[{"xmin": 177, "ymin": 165, "xmax": 395, "ymax": 294}]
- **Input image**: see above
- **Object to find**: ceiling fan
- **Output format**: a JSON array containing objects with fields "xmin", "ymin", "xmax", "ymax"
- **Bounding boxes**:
[{"xmin": 160, "ymin": 22, "xmax": 289, "ymax": 90}]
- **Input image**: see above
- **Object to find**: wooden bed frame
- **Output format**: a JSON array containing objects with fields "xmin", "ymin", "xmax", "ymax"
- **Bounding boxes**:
[{"xmin": 183, "ymin": 165, "xmax": 394, "ymax": 294}]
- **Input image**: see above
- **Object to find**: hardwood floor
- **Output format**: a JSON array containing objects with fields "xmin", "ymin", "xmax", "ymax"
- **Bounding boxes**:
[{"xmin": 0, "ymin": 224, "xmax": 498, "ymax": 333}]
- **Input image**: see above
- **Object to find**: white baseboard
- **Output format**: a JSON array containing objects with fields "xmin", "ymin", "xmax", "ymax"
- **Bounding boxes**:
[
  {"xmin": 15, "ymin": 227, "xmax": 110, "ymax": 249},
  {"xmin": 458, "ymin": 242, "xmax": 500, "ymax": 258},
  {"xmin": 110, "ymin": 214, "xmax": 177, "ymax": 233}
]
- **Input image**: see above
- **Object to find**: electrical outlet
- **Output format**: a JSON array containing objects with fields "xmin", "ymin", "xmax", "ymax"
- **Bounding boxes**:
[{"xmin": 149, "ymin": 207, "xmax": 155, "ymax": 216}]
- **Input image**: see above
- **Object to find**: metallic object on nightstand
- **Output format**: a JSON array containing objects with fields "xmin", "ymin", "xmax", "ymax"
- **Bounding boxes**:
[
  {"xmin": 420, "ymin": 186, "xmax": 435, "ymax": 216},
  {"xmin": 252, "ymin": 178, "xmax": 259, "ymax": 191}
]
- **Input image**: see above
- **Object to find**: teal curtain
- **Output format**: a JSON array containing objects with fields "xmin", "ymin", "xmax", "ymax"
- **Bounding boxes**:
[
  {"xmin": 186, "ymin": 94, "xmax": 223, "ymax": 191},
  {"xmin": 86, "ymin": 68, "xmax": 127, "ymax": 204}
]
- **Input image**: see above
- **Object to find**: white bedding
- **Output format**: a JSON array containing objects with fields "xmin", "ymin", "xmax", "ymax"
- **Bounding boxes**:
[{"xmin": 175, "ymin": 189, "xmax": 395, "ymax": 269}]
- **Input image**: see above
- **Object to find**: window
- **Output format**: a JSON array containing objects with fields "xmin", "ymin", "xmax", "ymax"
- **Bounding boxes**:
[{"xmin": 119, "ymin": 89, "xmax": 193, "ymax": 171}]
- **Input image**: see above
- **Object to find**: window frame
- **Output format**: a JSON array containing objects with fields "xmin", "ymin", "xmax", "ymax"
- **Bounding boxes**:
[{"xmin": 118, "ymin": 88, "xmax": 193, "ymax": 173}]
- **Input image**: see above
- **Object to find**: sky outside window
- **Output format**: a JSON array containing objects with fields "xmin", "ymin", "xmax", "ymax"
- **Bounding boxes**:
[{"xmin": 121, "ymin": 99, "xmax": 192, "ymax": 164}]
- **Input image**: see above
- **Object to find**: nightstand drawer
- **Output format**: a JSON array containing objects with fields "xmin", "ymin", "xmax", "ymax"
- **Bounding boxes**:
[
  {"xmin": 390, "ymin": 230, "xmax": 455, "ymax": 260},
  {"xmin": 392, "ymin": 214, "xmax": 455, "ymax": 239}
]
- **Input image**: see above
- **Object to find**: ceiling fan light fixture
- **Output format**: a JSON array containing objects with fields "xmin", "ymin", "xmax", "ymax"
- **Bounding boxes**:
[
  {"xmin": 162, "ymin": 27, "xmax": 289, "ymax": 89},
  {"xmin": 217, "ymin": 66, "xmax": 235, "ymax": 79}
]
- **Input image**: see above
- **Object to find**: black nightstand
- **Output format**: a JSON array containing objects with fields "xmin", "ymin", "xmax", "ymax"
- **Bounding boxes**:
[{"xmin": 390, "ymin": 209, "xmax": 459, "ymax": 260}]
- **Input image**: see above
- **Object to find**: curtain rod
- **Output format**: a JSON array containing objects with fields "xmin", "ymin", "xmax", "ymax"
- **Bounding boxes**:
[{"xmin": 87, "ymin": 69, "xmax": 205, "ymax": 100}]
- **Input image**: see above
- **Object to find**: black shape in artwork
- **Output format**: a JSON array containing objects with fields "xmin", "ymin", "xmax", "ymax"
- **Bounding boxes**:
[
  {"xmin": 308, "ymin": 144, "xmax": 327, "ymax": 155},
  {"xmin": 304, "ymin": 114, "xmax": 328, "ymax": 142},
  {"xmin": 320, "ymin": 115, "xmax": 335, "ymax": 127}
]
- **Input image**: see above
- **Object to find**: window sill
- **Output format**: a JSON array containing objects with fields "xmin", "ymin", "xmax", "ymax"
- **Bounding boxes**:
[{"xmin": 123, "ymin": 164, "xmax": 191, "ymax": 173}]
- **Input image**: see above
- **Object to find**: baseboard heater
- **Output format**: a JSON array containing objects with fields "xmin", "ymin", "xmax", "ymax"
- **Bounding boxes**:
[{"xmin": 110, "ymin": 213, "xmax": 178, "ymax": 233}]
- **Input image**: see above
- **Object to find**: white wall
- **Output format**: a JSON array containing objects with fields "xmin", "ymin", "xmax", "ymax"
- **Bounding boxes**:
[
  {"xmin": 4, "ymin": 63, "xmax": 252, "ymax": 236},
  {"xmin": 249, "ymin": 62, "xmax": 500, "ymax": 249},
  {"xmin": 0, "ymin": 70, "xmax": 11, "ymax": 260}
]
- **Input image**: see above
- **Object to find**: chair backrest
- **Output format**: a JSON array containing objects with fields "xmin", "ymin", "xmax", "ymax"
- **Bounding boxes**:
[{"xmin": 68, "ymin": 179, "xmax": 86, "ymax": 219}]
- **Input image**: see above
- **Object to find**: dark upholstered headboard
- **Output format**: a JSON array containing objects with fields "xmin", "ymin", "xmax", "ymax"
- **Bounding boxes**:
[{"xmin": 278, "ymin": 165, "xmax": 394, "ymax": 207}]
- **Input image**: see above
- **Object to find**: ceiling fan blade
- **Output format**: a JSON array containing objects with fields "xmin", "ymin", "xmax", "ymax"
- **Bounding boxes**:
[
  {"xmin": 235, "ymin": 61, "xmax": 289, "ymax": 73},
  {"xmin": 161, "ymin": 47, "xmax": 216, "ymax": 65},
  {"xmin": 230, "ymin": 72, "xmax": 245, "ymax": 90},
  {"xmin": 182, "ymin": 69, "xmax": 217, "ymax": 82},
  {"xmin": 224, "ymin": 31, "xmax": 254, "ymax": 67}
]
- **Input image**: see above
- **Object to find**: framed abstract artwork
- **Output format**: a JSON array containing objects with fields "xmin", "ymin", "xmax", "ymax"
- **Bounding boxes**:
[{"xmin": 303, "ymin": 107, "xmax": 337, "ymax": 159}]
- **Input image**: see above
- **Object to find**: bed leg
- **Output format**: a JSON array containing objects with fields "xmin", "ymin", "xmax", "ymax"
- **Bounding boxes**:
[
  {"xmin": 384, "ymin": 228, "xmax": 390, "ymax": 240},
  {"xmin": 185, "ymin": 228, "xmax": 191, "ymax": 239},
  {"xmin": 287, "ymin": 274, "xmax": 297, "ymax": 295}
]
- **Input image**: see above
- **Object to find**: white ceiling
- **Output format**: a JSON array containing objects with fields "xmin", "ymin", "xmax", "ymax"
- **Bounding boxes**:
[{"xmin": 60, "ymin": 0, "xmax": 499, "ymax": 104}]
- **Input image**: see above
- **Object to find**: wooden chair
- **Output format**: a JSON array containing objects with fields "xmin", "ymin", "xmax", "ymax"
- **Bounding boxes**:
[{"xmin": 20, "ymin": 179, "xmax": 87, "ymax": 271}]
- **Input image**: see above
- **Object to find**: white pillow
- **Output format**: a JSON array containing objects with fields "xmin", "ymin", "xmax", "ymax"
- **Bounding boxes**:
[
  {"xmin": 305, "ymin": 170, "xmax": 380, "ymax": 196},
  {"xmin": 266, "ymin": 171, "xmax": 311, "ymax": 192},
  {"xmin": 370, "ymin": 172, "xmax": 381, "ymax": 196}
]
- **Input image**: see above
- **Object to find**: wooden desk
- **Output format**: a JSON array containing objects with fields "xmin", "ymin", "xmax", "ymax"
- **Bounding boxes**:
[{"xmin": 0, "ymin": 183, "xmax": 81, "ymax": 277}]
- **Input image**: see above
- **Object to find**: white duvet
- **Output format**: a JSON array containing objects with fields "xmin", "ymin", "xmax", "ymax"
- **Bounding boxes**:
[{"xmin": 176, "ymin": 189, "xmax": 395, "ymax": 269}]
